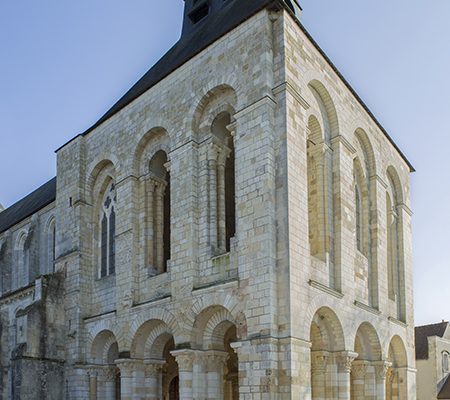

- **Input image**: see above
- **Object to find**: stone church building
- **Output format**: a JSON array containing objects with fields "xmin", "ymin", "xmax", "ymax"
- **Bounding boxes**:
[{"xmin": 0, "ymin": 0, "xmax": 416, "ymax": 399}]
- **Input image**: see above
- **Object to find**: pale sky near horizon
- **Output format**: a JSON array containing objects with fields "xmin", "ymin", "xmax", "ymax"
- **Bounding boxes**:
[{"xmin": 0, "ymin": 1, "xmax": 449, "ymax": 326}]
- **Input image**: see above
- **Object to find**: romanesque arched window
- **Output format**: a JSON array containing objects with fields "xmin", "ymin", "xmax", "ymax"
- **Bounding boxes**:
[
  {"xmin": 386, "ymin": 168, "xmax": 405, "ymax": 321},
  {"xmin": 443, "ymin": 352, "xmax": 449, "ymax": 373},
  {"xmin": 355, "ymin": 184, "xmax": 362, "ymax": 252},
  {"xmin": 209, "ymin": 112, "xmax": 235, "ymax": 254},
  {"xmin": 99, "ymin": 182, "xmax": 116, "ymax": 278},
  {"xmin": 15, "ymin": 233, "xmax": 29, "ymax": 289},
  {"xmin": 146, "ymin": 150, "xmax": 171, "ymax": 274}
]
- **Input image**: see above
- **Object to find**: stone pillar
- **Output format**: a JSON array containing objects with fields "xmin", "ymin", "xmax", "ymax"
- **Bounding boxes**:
[
  {"xmin": 88, "ymin": 369, "xmax": 98, "ymax": 400},
  {"xmin": 206, "ymin": 351, "xmax": 229, "ymax": 400},
  {"xmin": 374, "ymin": 361, "xmax": 391, "ymax": 400},
  {"xmin": 192, "ymin": 351, "xmax": 207, "ymax": 400},
  {"xmin": 145, "ymin": 179, "xmax": 156, "ymax": 271},
  {"xmin": 116, "ymin": 359, "xmax": 138, "ymax": 400},
  {"xmin": 154, "ymin": 180, "xmax": 166, "ymax": 273},
  {"xmin": 132, "ymin": 360, "xmax": 145, "ymax": 400},
  {"xmin": 208, "ymin": 144, "xmax": 219, "ymax": 252},
  {"xmin": 217, "ymin": 146, "xmax": 231, "ymax": 253},
  {"xmin": 96, "ymin": 367, "xmax": 117, "ymax": 400},
  {"xmin": 351, "ymin": 360, "xmax": 368, "ymax": 400},
  {"xmin": 336, "ymin": 351, "xmax": 357, "ymax": 400},
  {"xmin": 144, "ymin": 359, "xmax": 165, "ymax": 400},
  {"xmin": 311, "ymin": 351, "xmax": 329, "ymax": 400},
  {"xmin": 171, "ymin": 350, "xmax": 195, "ymax": 400}
]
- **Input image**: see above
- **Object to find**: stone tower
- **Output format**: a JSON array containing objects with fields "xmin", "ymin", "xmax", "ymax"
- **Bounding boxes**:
[{"xmin": 0, "ymin": 1, "xmax": 416, "ymax": 399}]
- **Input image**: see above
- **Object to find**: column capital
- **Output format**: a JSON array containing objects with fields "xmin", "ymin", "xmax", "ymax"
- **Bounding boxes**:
[
  {"xmin": 171, "ymin": 349, "xmax": 196, "ymax": 371},
  {"xmin": 207, "ymin": 143, "xmax": 221, "ymax": 161},
  {"xmin": 115, "ymin": 359, "xmax": 142, "ymax": 377},
  {"xmin": 311, "ymin": 351, "xmax": 329, "ymax": 374},
  {"xmin": 217, "ymin": 146, "xmax": 232, "ymax": 166},
  {"xmin": 352, "ymin": 360, "xmax": 369, "ymax": 379},
  {"xmin": 205, "ymin": 350, "xmax": 229, "ymax": 372},
  {"xmin": 144, "ymin": 359, "xmax": 166, "ymax": 377},
  {"xmin": 335, "ymin": 351, "xmax": 358, "ymax": 373},
  {"xmin": 373, "ymin": 360, "xmax": 393, "ymax": 380}
]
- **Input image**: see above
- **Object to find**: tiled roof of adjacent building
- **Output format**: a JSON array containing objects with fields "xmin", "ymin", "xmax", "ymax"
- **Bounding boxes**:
[
  {"xmin": 0, "ymin": 178, "xmax": 56, "ymax": 234},
  {"xmin": 415, "ymin": 321, "xmax": 449, "ymax": 360}
]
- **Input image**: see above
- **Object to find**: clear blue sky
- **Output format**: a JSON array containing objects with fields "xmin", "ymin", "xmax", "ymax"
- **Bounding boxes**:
[{"xmin": 0, "ymin": 1, "xmax": 448, "ymax": 326}]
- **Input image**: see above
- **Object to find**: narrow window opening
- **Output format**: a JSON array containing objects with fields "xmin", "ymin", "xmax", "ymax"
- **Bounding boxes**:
[
  {"xmin": 225, "ymin": 137, "xmax": 235, "ymax": 252},
  {"xmin": 355, "ymin": 185, "xmax": 362, "ymax": 252},
  {"xmin": 163, "ymin": 171, "xmax": 171, "ymax": 272},
  {"xmin": 99, "ymin": 182, "xmax": 116, "ymax": 278}
]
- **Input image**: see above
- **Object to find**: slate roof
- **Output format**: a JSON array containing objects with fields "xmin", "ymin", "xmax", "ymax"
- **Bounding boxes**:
[
  {"xmin": 415, "ymin": 321, "xmax": 449, "ymax": 360},
  {"xmin": 5, "ymin": 0, "xmax": 414, "ymax": 233},
  {"xmin": 0, "ymin": 178, "xmax": 56, "ymax": 234},
  {"xmin": 439, "ymin": 375, "xmax": 450, "ymax": 399},
  {"xmin": 56, "ymin": 0, "xmax": 414, "ymax": 172}
]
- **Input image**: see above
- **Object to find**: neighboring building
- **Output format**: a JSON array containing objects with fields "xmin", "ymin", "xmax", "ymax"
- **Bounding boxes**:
[
  {"xmin": 416, "ymin": 322, "xmax": 450, "ymax": 400},
  {"xmin": 0, "ymin": 0, "xmax": 416, "ymax": 399}
]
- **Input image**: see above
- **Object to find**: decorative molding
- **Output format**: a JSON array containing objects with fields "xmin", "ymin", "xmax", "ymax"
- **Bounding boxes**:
[
  {"xmin": 83, "ymin": 310, "xmax": 117, "ymax": 324},
  {"xmin": 272, "ymin": 81, "xmax": 310, "ymax": 110},
  {"xmin": 331, "ymin": 135, "xmax": 357, "ymax": 155},
  {"xmin": 353, "ymin": 300, "xmax": 381, "ymax": 316},
  {"xmin": 308, "ymin": 279, "xmax": 344, "ymax": 299},
  {"xmin": 388, "ymin": 316, "xmax": 408, "ymax": 328},
  {"xmin": 234, "ymin": 95, "xmax": 277, "ymax": 120}
]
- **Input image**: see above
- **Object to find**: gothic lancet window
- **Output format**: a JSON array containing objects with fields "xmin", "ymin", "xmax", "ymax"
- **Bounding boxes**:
[
  {"xmin": 47, "ymin": 218, "xmax": 56, "ymax": 273},
  {"xmin": 99, "ymin": 182, "xmax": 117, "ymax": 278}
]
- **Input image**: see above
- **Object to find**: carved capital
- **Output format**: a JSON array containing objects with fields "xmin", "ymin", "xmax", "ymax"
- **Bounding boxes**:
[
  {"xmin": 205, "ymin": 351, "xmax": 229, "ymax": 372},
  {"xmin": 171, "ymin": 350, "xmax": 195, "ymax": 371},
  {"xmin": 373, "ymin": 361, "xmax": 392, "ymax": 380},
  {"xmin": 207, "ymin": 143, "xmax": 221, "ymax": 161},
  {"xmin": 352, "ymin": 360, "xmax": 368, "ymax": 379},
  {"xmin": 144, "ymin": 359, "xmax": 166, "ymax": 377},
  {"xmin": 115, "ymin": 359, "xmax": 141, "ymax": 378},
  {"xmin": 311, "ymin": 351, "xmax": 329, "ymax": 374},
  {"xmin": 335, "ymin": 351, "xmax": 358, "ymax": 373}
]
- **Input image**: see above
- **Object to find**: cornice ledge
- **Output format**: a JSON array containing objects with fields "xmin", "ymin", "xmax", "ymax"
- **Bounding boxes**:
[
  {"xmin": 308, "ymin": 279, "xmax": 344, "ymax": 299},
  {"xmin": 272, "ymin": 81, "xmax": 310, "ymax": 110}
]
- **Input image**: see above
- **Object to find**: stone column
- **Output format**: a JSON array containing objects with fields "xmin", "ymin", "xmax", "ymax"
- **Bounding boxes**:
[
  {"xmin": 351, "ymin": 360, "xmax": 368, "ymax": 400},
  {"xmin": 88, "ymin": 368, "xmax": 98, "ymax": 400},
  {"xmin": 144, "ymin": 359, "xmax": 165, "ymax": 400},
  {"xmin": 205, "ymin": 351, "xmax": 229, "ymax": 400},
  {"xmin": 192, "ymin": 351, "xmax": 207, "ymax": 400},
  {"xmin": 374, "ymin": 361, "xmax": 391, "ymax": 400},
  {"xmin": 208, "ymin": 144, "xmax": 220, "ymax": 252},
  {"xmin": 171, "ymin": 350, "xmax": 195, "ymax": 400},
  {"xmin": 132, "ymin": 360, "xmax": 145, "ymax": 400},
  {"xmin": 116, "ymin": 359, "xmax": 138, "ymax": 400},
  {"xmin": 145, "ymin": 179, "xmax": 156, "ymax": 272},
  {"xmin": 336, "ymin": 351, "xmax": 358, "ymax": 400},
  {"xmin": 154, "ymin": 180, "xmax": 167, "ymax": 273},
  {"xmin": 217, "ymin": 146, "xmax": 231, "ymax": 253},
  {"xmin": 311, "ymin": 351, "xmax": 329, "ymax": 400}
]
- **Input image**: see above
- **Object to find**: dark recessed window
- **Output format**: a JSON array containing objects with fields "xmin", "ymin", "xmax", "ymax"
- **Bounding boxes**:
[{"xmin": 189, "ymin": 3, "xmax": 209, "ymax": 24}]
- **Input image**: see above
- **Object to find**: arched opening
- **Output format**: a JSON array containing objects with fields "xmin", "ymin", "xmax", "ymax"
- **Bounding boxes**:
[
  {"xmin": 148, "ymin": 151, "xmax": 171, "ymax": 274},
  {"xmin": 15, "ymin": 233, "xmax": 29, "ymax": 290},
  {"xmin": 211, "ymin": 112, "xmax": 235, "ymax": 254},
  {"xmin": 90, "ymin": 330, "xmax": 121, "ymax": 399},
  {"xmin": 386, "ymin": 167, "xmax": 405, "ymax": 321},
  {"xmin": 386, "ymin": 336, "xmax": 408, "ymax": 400},
  {"xmin": 309, "ymin": 307, "xmax": 346, "ymax": 399},
  {"xmin": 193, "ymin": 305, "xmax": 241, "ymax": 399},
  {"xmin": 351, "ymin": 323, "xmax": 382, "ymax": 399},
  {"xmin": 130, "ymin": 319, "xmax": 178, "ymax": 399},
  {"xmin": 307, "ymin": 113, "xmax": 336, "ymax": 289}
]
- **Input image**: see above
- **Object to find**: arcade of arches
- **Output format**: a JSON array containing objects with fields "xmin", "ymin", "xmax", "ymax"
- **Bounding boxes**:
[
  {"xmin": 87, "ymin": 306, "xmax": 239, "ymax": 400},
  {"xmin": 311, "ymin": 307, "xmax": 409, "ymax": 400}
]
